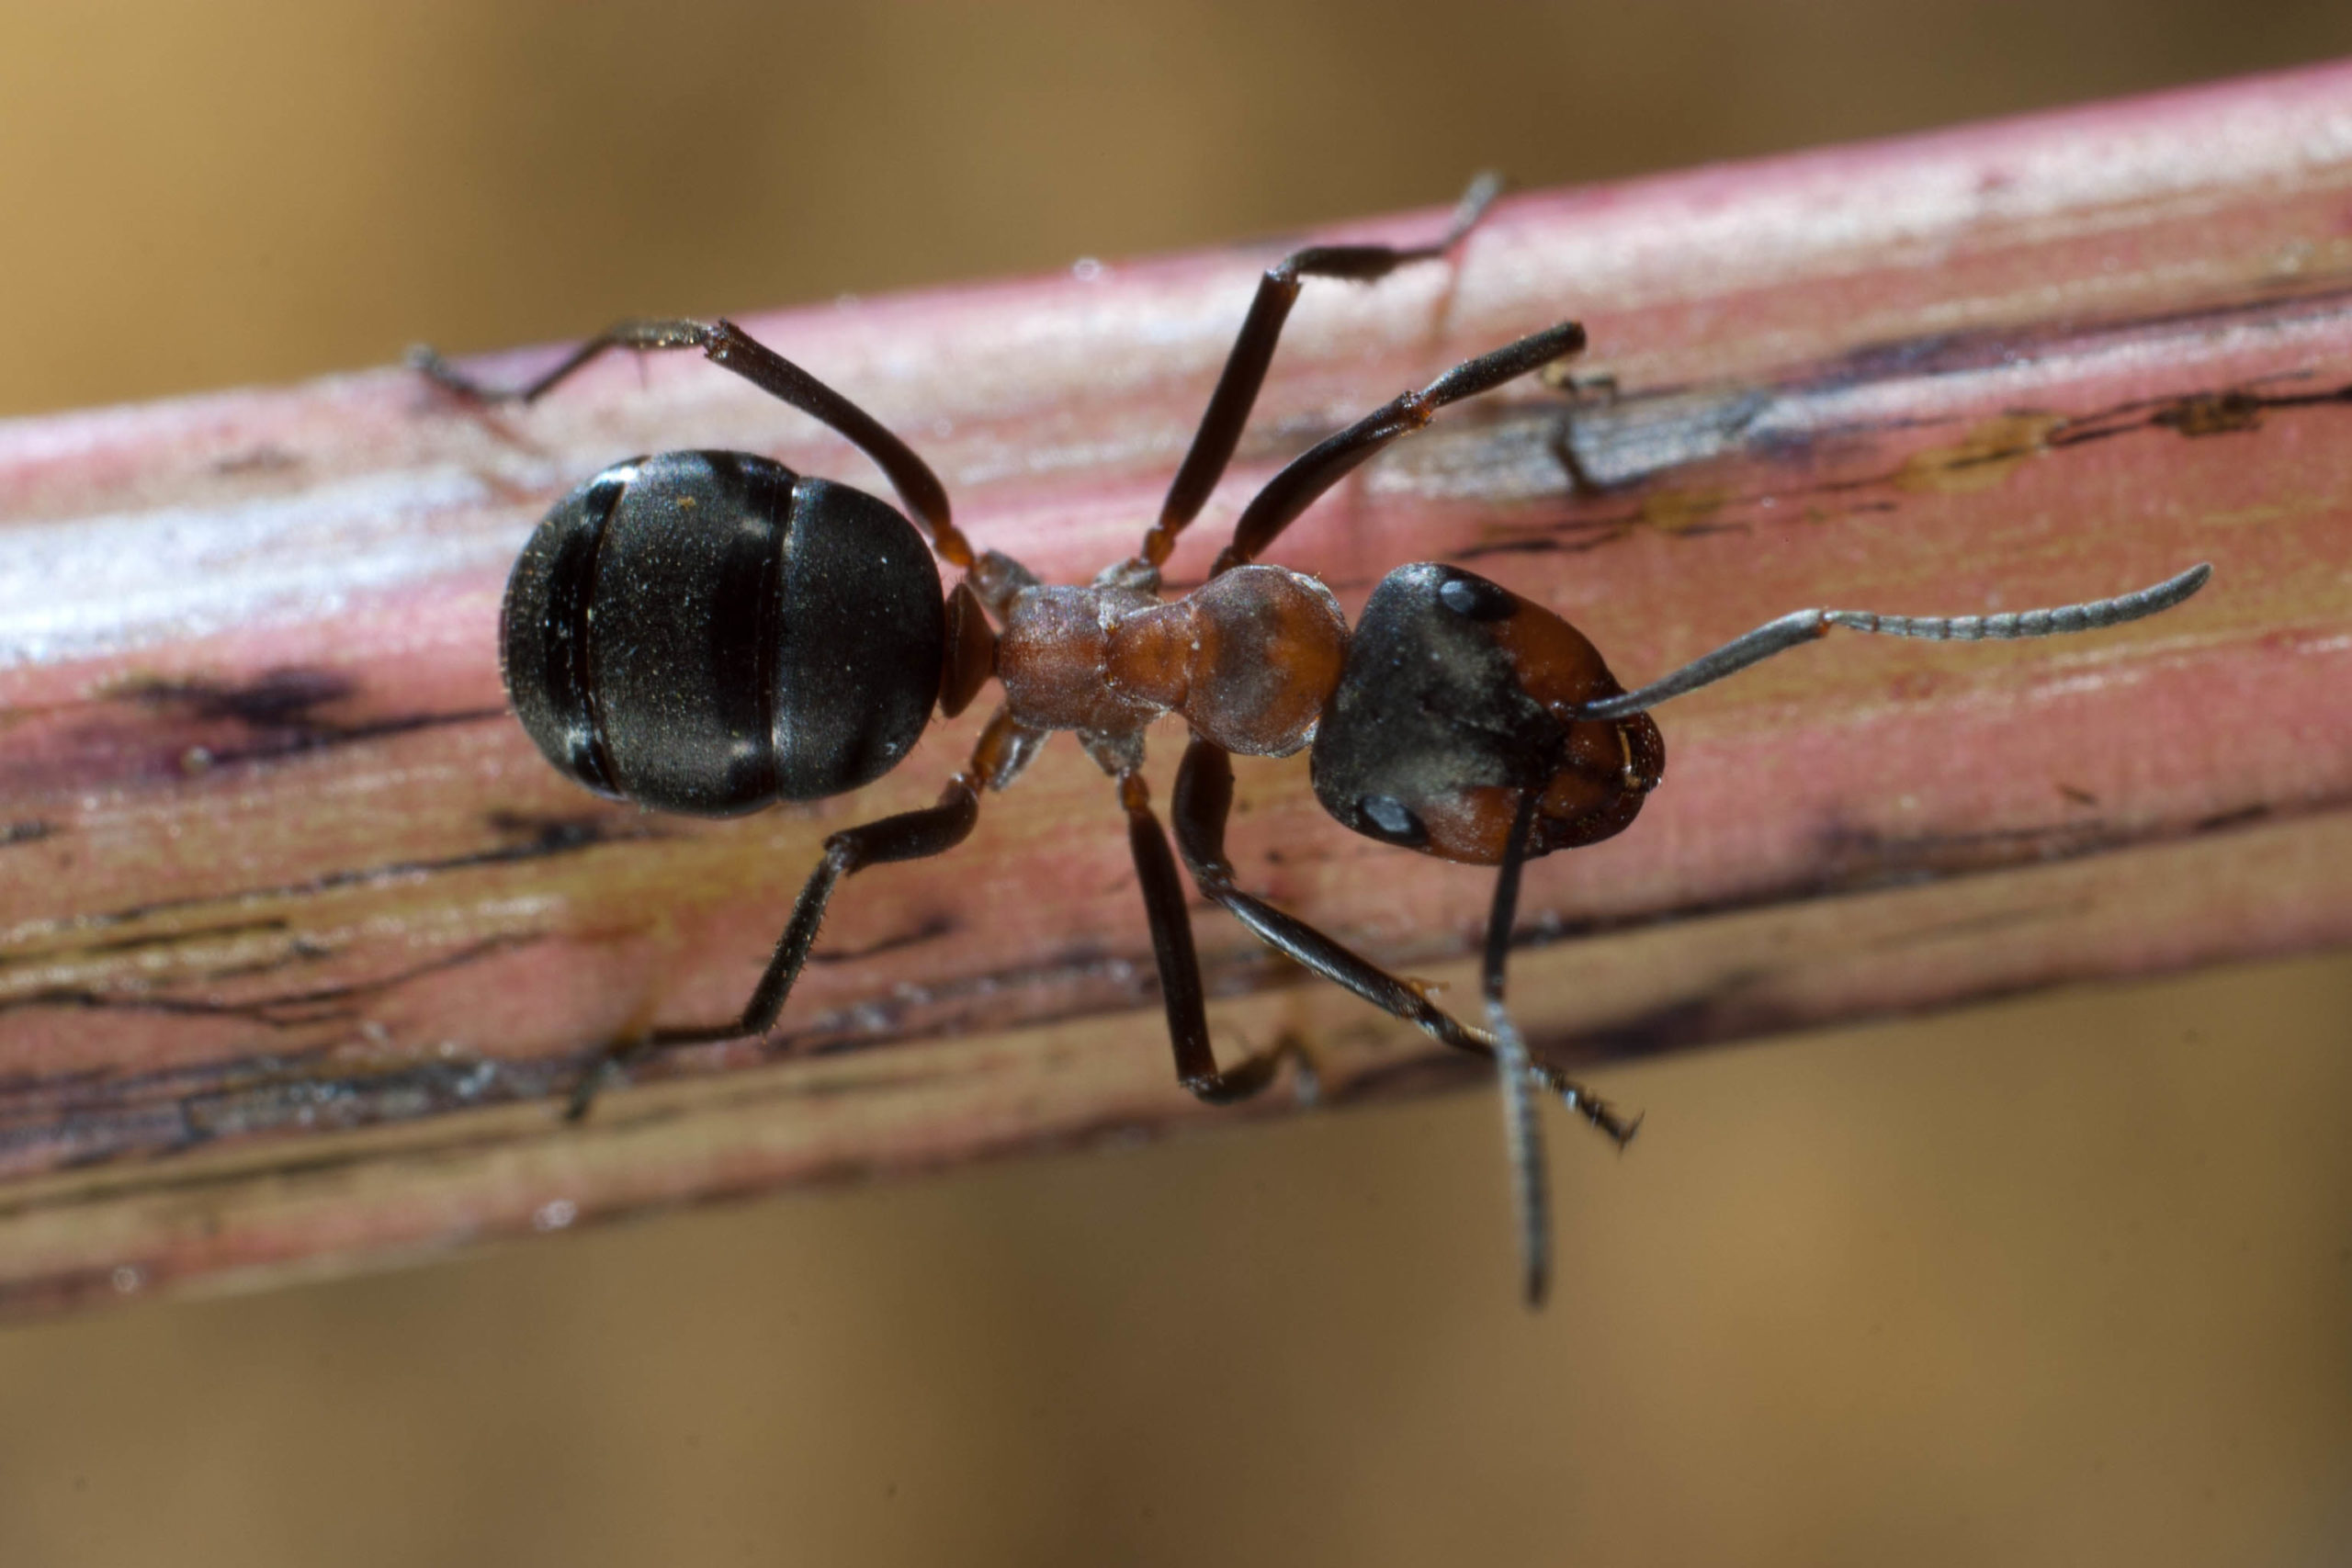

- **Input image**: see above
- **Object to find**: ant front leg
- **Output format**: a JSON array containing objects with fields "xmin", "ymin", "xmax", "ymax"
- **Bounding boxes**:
[
  {"xmin": 1478, "ymin": 790, "xmax": 1643, "ymax": 1308},
  {"xmin": 1170, "ymin": 734, "xmax": 1495, "ymax": 1058},
  {"xmin": 1171, "ymin": 737, "xmax": 1638, "ymax": 1127},
  {"xmin": 1212, "ymin": 320, "xmax": 1585, "ymax": 575},
  {"xmin": 1134, "ymin": 173, "xmax": 1502, "ymax": 570}
]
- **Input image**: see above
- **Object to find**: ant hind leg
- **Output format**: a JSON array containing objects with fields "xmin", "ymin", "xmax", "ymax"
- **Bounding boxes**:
[
  {"xmin": 413, "ymin": 317, "xmax": 972, "ymax": 565},
  {"xmin": 562, "ymin": 774, "xmax": 983, "ymax": 1122}
]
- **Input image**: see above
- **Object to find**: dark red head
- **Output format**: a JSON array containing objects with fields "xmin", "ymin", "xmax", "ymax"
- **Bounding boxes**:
[{"xmin": 1309, "ymin": 563, "xmax": 1664, "ymax": 865}]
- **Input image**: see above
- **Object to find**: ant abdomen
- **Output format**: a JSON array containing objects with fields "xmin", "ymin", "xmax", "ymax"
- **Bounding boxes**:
[
  {"xmin": 1310, "ymin": 563, "xmax": 1664, "ymax": 863},
  {"xmin": 501, "ymin": 450, "xmax": 946, "ymax": 815}
]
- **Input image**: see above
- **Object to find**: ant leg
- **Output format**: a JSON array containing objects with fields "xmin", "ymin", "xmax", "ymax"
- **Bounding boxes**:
[
  {"xmin": 1173, "ymin": 737, "xmax": 1642, "ymax": 1131},
  {"xmin": 1212, "ymin": 321, "xmax": 1586, "ymax": 575},
  {"xmin": 1135, "ymin": 174, "xmax": 1502, "ymax": 570},
  {"xmin": 1476, "ymin": 790, "xmax": 1642, "ymax": 1308},
  {"xmin": 563, "ymin": 775, "xmax": 981, "ymax": 1120},
  {"xmin": 1486, "ymin": 790, "xmax": 1552, "ymax": 1306},
  {"xmin": 1118, "ymin": 771, "xmax": 1311, "ymax": 1104},
  {"xmin": 413, "ymin": 317, "xmax": 972, "ymax": 567},
  {"xmin": 1478, "ymin": 790, "xmax": 1639, "ymax": 1149},
  {"xmin": 563, "ymin": 706, "xmax": 1044, "ymax": 1120},
  {"xmin": 1171, "ymin": 734, "xmax": 1491, "ymax": 1056}
]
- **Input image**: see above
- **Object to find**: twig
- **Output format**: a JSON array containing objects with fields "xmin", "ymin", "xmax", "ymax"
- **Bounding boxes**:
[{"xmin": 3, "ymin": 62, "xmax": 2349, "ymax": 1315}]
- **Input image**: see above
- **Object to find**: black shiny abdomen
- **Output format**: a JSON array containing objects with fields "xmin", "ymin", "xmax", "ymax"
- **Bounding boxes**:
[{"xmin": 501, "ymin": 450, "xmax": 945, "ymax": 815}]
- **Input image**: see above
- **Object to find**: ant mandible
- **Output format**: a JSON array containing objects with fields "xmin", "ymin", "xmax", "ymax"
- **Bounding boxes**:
[{"xmin": 415, "ymin": 178, "xmax": 2211, "ymax": 1305}]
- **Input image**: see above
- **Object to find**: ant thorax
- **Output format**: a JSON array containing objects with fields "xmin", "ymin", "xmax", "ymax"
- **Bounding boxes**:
[{"xmin": 993, "ymin": 564, "xmax": 1347, "ymax": 761}]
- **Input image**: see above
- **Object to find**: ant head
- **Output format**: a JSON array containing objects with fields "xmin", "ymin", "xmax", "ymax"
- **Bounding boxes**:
[{"xmin": 1310, "ymin": 564, "xmax": 1664, "ymax": 866}]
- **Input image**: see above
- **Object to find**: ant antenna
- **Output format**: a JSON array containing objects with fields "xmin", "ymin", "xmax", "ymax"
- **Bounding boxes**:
[{"xmin": 1572, "ymin": 563, "xmax": 2211, "ymax": 722}]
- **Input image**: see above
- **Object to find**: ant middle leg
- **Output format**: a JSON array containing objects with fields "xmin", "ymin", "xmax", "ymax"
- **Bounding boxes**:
[
  {"xmin": 1136, "ymin": 173, "xmax": 1503, "ymax": 570},
  {"xmin": 1118, "ymin": 769, "xmax": 1316, "ymax": 1104}
]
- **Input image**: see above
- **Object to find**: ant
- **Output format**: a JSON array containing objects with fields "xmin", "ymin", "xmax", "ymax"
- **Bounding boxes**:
[{"xmin": 414, "ymin": 178, "xmax": 2211, "ymax": 1305}]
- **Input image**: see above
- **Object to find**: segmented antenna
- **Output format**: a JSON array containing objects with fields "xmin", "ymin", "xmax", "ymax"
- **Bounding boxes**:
[{"xmin": 1575, "ymin": 562, "xmax": 2211, "ymax": 722}]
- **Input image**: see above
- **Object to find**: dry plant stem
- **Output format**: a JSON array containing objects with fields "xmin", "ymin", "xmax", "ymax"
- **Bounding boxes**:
[{"xmin": 4, "ymin": 62, "xmax": 2352, "ymax": 1315}]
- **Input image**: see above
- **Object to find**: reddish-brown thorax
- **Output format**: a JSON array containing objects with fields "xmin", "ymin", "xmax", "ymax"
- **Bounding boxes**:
[{"xmin": 993, "ymin": 564, "xmax": 1349, "ymax": 757}]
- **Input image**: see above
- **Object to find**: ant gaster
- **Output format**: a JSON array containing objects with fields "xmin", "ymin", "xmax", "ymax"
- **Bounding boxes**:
[{"xmin": 416, "ymin": 178, "xmax": 2211, "ymax": 1305}]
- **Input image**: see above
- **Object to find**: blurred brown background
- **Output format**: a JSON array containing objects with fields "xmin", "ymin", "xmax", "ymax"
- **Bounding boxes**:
[{"xmin": 2, "ymin": 4, "xmax": 2349, "ymax": 1565}]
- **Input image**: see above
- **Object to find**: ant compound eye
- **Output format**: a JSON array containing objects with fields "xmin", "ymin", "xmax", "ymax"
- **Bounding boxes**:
[
  {"xmin": 1437, "ymin": 572, "xmax": 1516, "ymax": 621},
  {"xmin": 1357, "ymin": 794, "xmax": 1429, "ymax": 845}
]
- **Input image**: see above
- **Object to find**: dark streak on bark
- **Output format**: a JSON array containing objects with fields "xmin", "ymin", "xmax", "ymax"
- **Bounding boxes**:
[
  {"xmin": 0, "ymin": 934, "xmax": 535, "ymax": 1031},
  {"xmin": 115, "ymin": 666, "xmax": 356, "ymax": 726},
  {"xmin": 22, "ymin": 811, "xmax": 654, "ymax": 940},
  {"xmin": 1476, "ymin": 368, "xmax": 2352, "ymax": 560},
  {"xmin": 0, "ymin": 1041, "xmax": 993, "ymax": 1223},
  {"xmin": 1463, "ymin": 280, "xmax": 2352, "ymax": 559},
  {"xmin": 13, "ymin": 916, "xmax": 295, "ymax": 965},
  {"xmin": 804, "ymin": 912, "xmax": 959, "ymax": 964},
  {"xmin": 188, "ymin": 706, "xmax": 513, "ymax": 769},
  {"xmin": 0, "ymin": 938, "xmax": 548, "ymax": 1167},
  {"xmin": 95, "ymin": 665, "xmax": 507, "ymax": 773}
]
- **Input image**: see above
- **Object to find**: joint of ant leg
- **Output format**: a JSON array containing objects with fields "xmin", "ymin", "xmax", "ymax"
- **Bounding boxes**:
[
  {"xmin": 1182, "ymin": 843, "xmax": 1237, "ymax": 892},
  {"xmin": 968, "ymin": 551, "xmax": 1037, "ymax": 617},
  {"xmin": 1117, "ymin": 772, "xmax": 1151, "ymax": 814},
  {"xmin": 686, "ymin": 320, "xmax": 749, "ymax": 357},
  {"xmin": 1396, "ymin": 969, "xmax": 1453, "ymax": 1007},
  {"xmin": 819, "ymin": 834, "xmax": 867, "ymax": 876},
  {"xmin": 1182, "ymin": 1073, "xmax": 1249, "ymax": 1106},
  {"xmin": 409, "ymin": 345, "xmax": 528, "ymax": 404}
]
